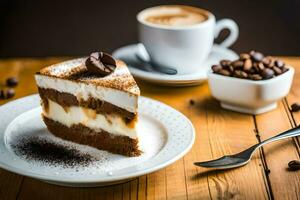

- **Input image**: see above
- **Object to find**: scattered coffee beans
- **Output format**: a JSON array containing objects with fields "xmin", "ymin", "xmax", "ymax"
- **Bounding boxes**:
[
  {"xmin": 288, "ymin": 160, "xmax": 300, "ymax": 171},
  {"xmin": 6, "ymin": 77, "xmax": 18, "ymax": 87},
  {"xmin": 0, "ymin": 89, "xmax": 4, "ymax": 99},
  {"xmin": 291, "ymin": 103, "xmax": 300, "ymax": 112},
  {"xmin": 189, "ymin": 99, "xmax": 195, "ymax": 105},
  {"xmin": 0, "ymin": 88, "xmax": 15, "ymax": 99},
  {"xmin": 5, "ymin": 88, "xmax": 15, "ymax": 99},
  {"xmin": 0, "ymin": 77, "xmax": 18, "ymax": 101},
  {"xmin": 212, "ymin": 51, "xmax": 289, "ymax": 80}
]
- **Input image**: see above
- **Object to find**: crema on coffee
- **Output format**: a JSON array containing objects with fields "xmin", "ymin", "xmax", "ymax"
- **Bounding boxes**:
[{"xmin": 142, "ymin": 5, "xmax": 208, "ymax": 27}]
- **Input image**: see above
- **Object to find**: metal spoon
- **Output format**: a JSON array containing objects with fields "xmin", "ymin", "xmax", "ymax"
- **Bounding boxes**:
[
  {"xmin": 135, "ymin": 44, "xmax": 177, "ymax": 75},
  {"xmin": 194, "ymin": 126, "xmax": 300, "ymax": 169},
  {"xmin": 135, "ymin": 53, "xmax": 177, "ymax": 75}
]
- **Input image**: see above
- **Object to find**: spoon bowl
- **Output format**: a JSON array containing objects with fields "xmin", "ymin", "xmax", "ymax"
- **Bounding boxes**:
[{"xmin": 194, "ymin": 126, "xmax": 300, "ymax": 169}]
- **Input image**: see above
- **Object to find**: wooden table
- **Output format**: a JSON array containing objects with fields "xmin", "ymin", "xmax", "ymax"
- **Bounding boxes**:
[{"xmin": 0, "ymin": 57, "xmax": 299, "ymax": 200}]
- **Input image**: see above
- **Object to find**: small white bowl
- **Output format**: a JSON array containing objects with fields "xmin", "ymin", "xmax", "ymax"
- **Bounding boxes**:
[{"xmin": 207, "ymin": 67, "xmax": 294, "ymax": 114}]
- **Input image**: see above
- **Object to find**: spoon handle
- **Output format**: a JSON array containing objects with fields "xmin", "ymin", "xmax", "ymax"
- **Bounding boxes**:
[
  {"xmin": 135, "ymin": 54, "xmax": 177, "ymax": 75},
  {"xmin": 258, "ymin": 126, "xmax": 300, "ymax": 148}
]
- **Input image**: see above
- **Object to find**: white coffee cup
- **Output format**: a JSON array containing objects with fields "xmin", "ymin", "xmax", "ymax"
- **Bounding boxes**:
[{"xmin": 137, "ymin": 5, "xmax": 239, "ymax": 75}]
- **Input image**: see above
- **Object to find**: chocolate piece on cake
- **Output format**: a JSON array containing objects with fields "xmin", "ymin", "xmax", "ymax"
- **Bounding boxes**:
[{"xmin": 35, "ymin": 53, "xmax": 141, "ymax": 156}]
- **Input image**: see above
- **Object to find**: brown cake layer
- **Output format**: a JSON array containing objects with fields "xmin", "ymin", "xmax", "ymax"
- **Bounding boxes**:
[
  {"xmin": 43, "ymin": 117, "xmax": 141, "ymax": 157},
  {"xmin": 38, "ymin": 87, "xmax": 136, "ymax": 121}
]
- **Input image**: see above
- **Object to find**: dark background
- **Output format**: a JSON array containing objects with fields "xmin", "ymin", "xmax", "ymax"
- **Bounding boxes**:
[{"xmin": 1, "ymin": 0, "xmax": 300, "ymax": 57}]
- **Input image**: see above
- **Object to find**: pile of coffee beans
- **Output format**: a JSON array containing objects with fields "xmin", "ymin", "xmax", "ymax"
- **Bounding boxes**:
[
  {"xmin": 212, "ymin": 51, "xmax": 289, "ymax": 80},
  {"xmin": 0, "ymin": 77, "xmax": 18, "ymax": 100}
]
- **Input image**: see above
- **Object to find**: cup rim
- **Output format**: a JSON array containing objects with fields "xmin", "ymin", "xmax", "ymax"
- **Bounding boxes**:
[{"xmin": 137, "ymin": 5, "xmax": 215, "ymax": 30}]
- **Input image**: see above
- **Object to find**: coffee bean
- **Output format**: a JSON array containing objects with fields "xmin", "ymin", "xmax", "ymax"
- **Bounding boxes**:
[
  {"xmin": 6, "ymin": 77, "xmax": 18, "ymax": 87},
  {"xmin": 250, "ymin": 51, "xmax": 264, "ymax": 62},
  {"xmin": 253, "ymin": 62, "xmax": 260, "ymax": 73},
  {"xmin": 212, "ymin": 65, "xmax": 222, "ymax": 73},
  {"xmin": 243, "ymin": 59, "xmax": 252, "ymax": 71},
  {"xmin": 261, "ymin": 68, "xmax": 274, "ymax": 79},
  {"xmin": 275, "ymin": 60, "xmax": 284, "ymax": 68},
  {"xmin": 220, "ymin": 60, "xmax": 231, "ymax": 67},
  {"xmin": 0, "ymin": 89, "xmax": 4, "ymax": 99},
  {"xmin": 240, "ymin": 71, "xmax": 248, "ymax": 78},
  {"xmin": 291, "ymin": 103, "xmax": 300, "ymax": 112},
  {"xmin": 240, "ymin": 53, "xmax": 250, "ymax": 60},
  {"xmin": 228, "ymin": 65, "xmax": 234, "ymax": 72},
  {"xmin": 85, "ymin": 52, "xmax": 116, "ymax": 76},
  {"xmin": 262, "ymin": 57, "xmax": 271, "ymax": 66},
  {"xmin": 282, "ymin": 67, "xmax": 289, "ymax": 73},
  {"xmin": 258, "ymin": 62, "xmax": 265, "ymax": 71},
  {"xmin": 5, "ymin": 88, "xmax": 15, "ymax": 99},
  {"xmin": 234, "ymin": 70, "xmax": 248, "ymax": 79},
  {"xmin": 189, "ymin": 99, "xmax": 195, "ymax": 106},
  {"xmin": 268, "ymin": 59, "xmax": 275, "ymax": 68},
  {"xmin": 288, "ymin": 160, "xmax": 300, "ymax": 171},
  {"xmin": 248, "ymin": 68, "xmax": 256, "ymax": 74},
  {"xmin": 217, "ymin": 69, "xmax": 231, "ymax": 76},
  {"xmin": 249, "ymin": 74, "xmax": 263, "ymax": 80},
  {"xmin": 232, "ymin": 60, "xmax": 244, "ymax": 68},
  {"xmin": 273, "ymin": 66, "xmax": 282, "ymax": 75}
]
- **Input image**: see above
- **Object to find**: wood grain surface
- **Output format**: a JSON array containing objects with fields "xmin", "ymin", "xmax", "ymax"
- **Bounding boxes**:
[{"xmin": 0, "ymin": 57, "xmax": 299, "ymax": 200}]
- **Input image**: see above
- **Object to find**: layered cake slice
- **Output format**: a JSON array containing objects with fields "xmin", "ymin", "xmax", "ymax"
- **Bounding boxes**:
[{"xmin": 35, "ymin": 52, "xmax": 141, "ymax": 156}]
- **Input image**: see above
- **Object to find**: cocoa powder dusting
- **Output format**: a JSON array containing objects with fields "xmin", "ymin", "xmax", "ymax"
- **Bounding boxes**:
[{"xmin": 11, "ymin": 136, "xmax": 95, "ymax": 168}]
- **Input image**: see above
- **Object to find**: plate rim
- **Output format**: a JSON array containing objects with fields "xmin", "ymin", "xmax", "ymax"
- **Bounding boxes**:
[{"xmin": 0, "ymin": 94, "xmax": 195, "ymax": 184}]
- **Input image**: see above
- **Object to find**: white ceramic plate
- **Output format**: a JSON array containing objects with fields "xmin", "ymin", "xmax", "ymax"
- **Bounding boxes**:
[
  {"xmin": 112, "ymin": 44, "xmax": 238, "ymax": 86},
  {"xmin": 0, "ymin": 95, "xmax": 195, "ymax": 187}
]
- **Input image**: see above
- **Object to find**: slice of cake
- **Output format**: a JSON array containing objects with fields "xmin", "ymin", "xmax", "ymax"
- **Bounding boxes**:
[{"xmin": 35, "ymin": 52, "xmax": 141, "ymax": 156}]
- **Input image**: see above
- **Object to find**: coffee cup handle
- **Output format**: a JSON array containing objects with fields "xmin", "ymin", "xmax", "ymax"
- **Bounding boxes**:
[{"xmin": 214, "ymin": 19, "xmax": 239, "ymax": 48}]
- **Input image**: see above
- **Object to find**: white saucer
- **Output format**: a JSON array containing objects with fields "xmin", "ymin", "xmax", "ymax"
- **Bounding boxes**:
[
  {"xmin": 112, "ymin": 44, "xmax": 238, "ymax": 86},
  {"xmin": 0, "ymin": 95, "xmax": 195, "ymax": 187}
]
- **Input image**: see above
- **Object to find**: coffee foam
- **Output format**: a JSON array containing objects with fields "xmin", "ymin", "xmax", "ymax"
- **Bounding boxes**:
[{"xmin": 141, "ymin": 5, "xmax": 208, "ymax": 27}]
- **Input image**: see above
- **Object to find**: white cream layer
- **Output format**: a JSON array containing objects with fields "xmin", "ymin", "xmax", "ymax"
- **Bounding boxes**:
[
  {"xmin": 43, "ymin": 100, "xmax": 138, "ymax": 139},
  {"xmin": 35, "ymin": 74, "xmax": 138, "ymax": 113}
]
